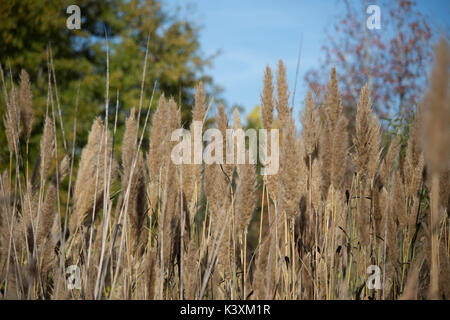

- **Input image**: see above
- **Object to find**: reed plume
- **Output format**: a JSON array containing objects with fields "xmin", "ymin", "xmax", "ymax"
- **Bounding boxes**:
[
  {"xmin": 261, "ymin": 66, "xmax": 274, "ymax": 130},
  {"xmin": 235, "ymin": 160, "xmax": 257, "ymax": 234},
  {"xmin": 404, "ymin": 116, "xmax": 425, "ymax": 197},
  {"xmin": 183, "ymin": 82, "xmax": 206, "ymax": 208},
  {"xmin": 301, "ymin": 90, "xmax": 321, "ymax": 158},
  {"xmin": 19, "ymin": 69, "xmax": 33, "ymax": 143},
  {"xmin": 279, "ymin": 117, "xmax": 301, "ymax": 220},
  {"xmin": 261, "ymin": 65, "xmax": 279, "ymax": 203},
  {"xmin": 420, "ymin": 39, "xmax": 450, "ymax": 299},
  {"xmin": 217, "ymin": 103, "xmax": 233, "ymax": 179},
  {"xmin": 122, "ymin": 108, "xmax": 147, "ymax": 255},
  {"xmin": 70, "ymin": 118, "xmax": 116, "ymax": 234},
  {"xmin": 148, "ymin": 95, "xmax": 169, "ymax": 184},
  {"xmin": 421, "ymin": 39, "xmax": 450, "ymax": 175},
  {"xmin": 380, "ymin": 135, "xmax": 401, "ymax": 186},
  {"xmin": 352, "ymin": 85, "xmax": 381, "ymax": 184},
  {"xmin": 276, "ymin": 60, "xmax": 290, "ymax": 128},
  {"xmin": 320, "ymin": 67, "xmax": 349, "ymax": 195},
  {"xmin": 325, "ymin": 67, "xmax": 342, "ymax": 129},
  {"xmin": 40, "ymin": 116, "xmax": 54, "ymax": 183}
]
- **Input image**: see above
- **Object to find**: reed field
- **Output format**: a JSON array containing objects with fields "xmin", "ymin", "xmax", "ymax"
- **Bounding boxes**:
[{"xmin": 0, "ymin": 38, "xmax": 449, "ymax": 300}]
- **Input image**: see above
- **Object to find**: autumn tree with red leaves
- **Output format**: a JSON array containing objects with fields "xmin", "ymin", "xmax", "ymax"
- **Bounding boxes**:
[{"xmin": 305, "ymin": 0, "xmax": 432, "ymax": 124}]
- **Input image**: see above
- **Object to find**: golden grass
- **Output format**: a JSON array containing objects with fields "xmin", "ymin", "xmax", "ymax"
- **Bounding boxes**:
[{"xmin": 0, "ymin": 40, "xmax": 449, "ymax": 300}]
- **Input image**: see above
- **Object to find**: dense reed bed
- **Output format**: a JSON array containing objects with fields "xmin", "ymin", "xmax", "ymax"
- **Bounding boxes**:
[{"xmin": 0, "ymin": 39, "xmax": 449, "ymax": 300}]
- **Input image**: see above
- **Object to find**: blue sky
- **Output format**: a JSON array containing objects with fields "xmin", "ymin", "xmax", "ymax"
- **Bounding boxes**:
[{"xmin": 166, "ymin": 0, "xmax": 450, "ymax": 119}]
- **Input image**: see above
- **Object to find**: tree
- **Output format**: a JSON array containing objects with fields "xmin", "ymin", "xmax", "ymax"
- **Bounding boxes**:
[
  {"xmin": 305, "ymin": 0, "xmax": 432, "ymax": 124},
  {"xmin": 0, "ymin": 0, "xmax": 217, "ymax": 163}
]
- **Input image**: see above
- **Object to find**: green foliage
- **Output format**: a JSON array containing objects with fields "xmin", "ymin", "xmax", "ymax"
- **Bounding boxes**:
[{"xmin": 0, "ymin": 0, "xmax": 217, "ymax": 166}]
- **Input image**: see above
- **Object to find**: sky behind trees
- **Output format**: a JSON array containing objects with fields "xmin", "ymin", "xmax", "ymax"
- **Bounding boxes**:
[{"xmin": 166, "ymin": 0, "xmax": 450, "ymax": 117}]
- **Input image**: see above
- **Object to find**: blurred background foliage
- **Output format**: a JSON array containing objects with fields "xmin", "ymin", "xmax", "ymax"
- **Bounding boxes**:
[{"xmin": 0, "ymin": 0, "xmax": 222, "ymax": 169}]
